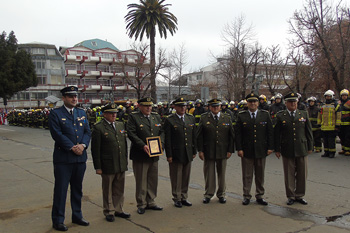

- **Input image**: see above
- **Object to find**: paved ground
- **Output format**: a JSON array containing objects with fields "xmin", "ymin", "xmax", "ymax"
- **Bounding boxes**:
[{"xmin": 1, "ymin": 124, "xmax": 350, "ymax": 233}]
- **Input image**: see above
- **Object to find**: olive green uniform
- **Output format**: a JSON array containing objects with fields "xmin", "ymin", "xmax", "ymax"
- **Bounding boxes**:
[
  {"xmin": 235, "ymin": 110, "xmax": 274, "ymax": 200},
  {"xmin": 197, "ymin": 112, "xmax": 234, "ymax": 199},
  {"xmin": 91, "ymin": 119, "xmax": 128, "ymax": 216},
  {"xmin": 164, "ymin": 113, "xmax": 197, "ymax": 202},
  {"xmin": 274, "ymin": 109, "xmax": 313, "ymax": 199},
  {"xmin": 127, "ymin": 111, "xmax": 164, "ymax": 209}
]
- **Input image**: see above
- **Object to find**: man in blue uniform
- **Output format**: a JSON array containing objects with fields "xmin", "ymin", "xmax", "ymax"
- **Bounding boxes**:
[{"xmin": 49, "ymin": 86, "xmax": 91, "ymax": 231}]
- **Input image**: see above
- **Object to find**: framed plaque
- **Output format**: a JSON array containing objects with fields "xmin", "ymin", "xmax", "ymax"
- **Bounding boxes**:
[{"xmin": 146, "ymin": 136, "xmax": 163, "ymax": 157}]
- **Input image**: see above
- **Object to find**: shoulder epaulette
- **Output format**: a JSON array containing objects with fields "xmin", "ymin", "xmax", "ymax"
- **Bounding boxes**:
[
  {"xmin": 223, "ymin": 112, "xmax": 231, "ymax": 117},
  {"xmin": 238, "ymin": 110, "xmax": 248, "ymax": 114},
  {"xmin": 130, "ymin": 111, "xmax": 138, "ymax": 114},
  {"xmin": 276, "ymin": 110, "xmax": 285, "ymax": 115},
  {"xmin": 260, "ymin": 109, "xmax": 269, "ymax": 113},
  {"xmin": 94, "ymin": 121, "xmax": 103, "ymax": 126},
  {"xmin": 201, "ymin": 112, "xmax": 209, "ymax": 116},
  {"xmin": 151, "ymin": 112, "xmax": 158, "ymax": 115},
  {"xmin": 167, "ymin": 113, "xmax": 175, "ymax": 118}
]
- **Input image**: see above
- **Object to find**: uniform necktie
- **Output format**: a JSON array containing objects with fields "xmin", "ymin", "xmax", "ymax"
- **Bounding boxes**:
[
  {"xmin": 180, "ymin": 116, "xmax": 185, "ymax": 126},
  {"xmin": 291, "ymin": 111, "xmax": 295, "ymax": 118},
  {"xmin": 110, "ymin": 122, "xmax": 115, "ymax": 130},
  {"xmin": 252, "ymin": 112, "xmax": 255, "ymax": 119},
  {"xmin": 70, "ymin": 110, "xmax": 73, "ymax": 115},
  {"xmin": 214, "ymin": 115, "xmax": 219, "ymax": 124}
]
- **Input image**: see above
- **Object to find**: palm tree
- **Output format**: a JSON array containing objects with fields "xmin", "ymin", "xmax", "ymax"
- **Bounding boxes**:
[{"xmin": 125, "ymin": 0, "xmax": 178, "ymax": 101}]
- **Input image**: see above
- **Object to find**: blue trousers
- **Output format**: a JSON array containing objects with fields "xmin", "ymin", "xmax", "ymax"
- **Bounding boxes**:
[{"xmin": 51, "ymin": 162, "xmax": 86, "ymax": 224}]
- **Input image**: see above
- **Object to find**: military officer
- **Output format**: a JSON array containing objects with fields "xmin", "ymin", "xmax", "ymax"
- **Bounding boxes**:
[
  {"xmin": 91, "ymin": 103, "xmax": 130, "ymax": 222},
  {"xmin": 164, "ymin": 97, "xmax": 197, "ymax": 208},
  {"xmin": 126, "ymin": 97, "xmax": 164, "ymax": 214},
  {"xmin": 236, "ymin": 93, "xmax": 274, "ymax": 206},
  {"xmin": 274, "ymin": 93, "xmax": 313, "ymax": 205},
  {"xmin": 49, "ymin": 86, "xmax": 91, "ymax": 231},
  {"xmin": 197, "ymin": 99, "xmax": 234, "ymax": 204}
]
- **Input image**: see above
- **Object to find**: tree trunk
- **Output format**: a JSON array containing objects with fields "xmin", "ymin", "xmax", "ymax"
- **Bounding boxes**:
[{"xmin": 150, "ymin": 28, "xmax": 157, "ymax": 102}]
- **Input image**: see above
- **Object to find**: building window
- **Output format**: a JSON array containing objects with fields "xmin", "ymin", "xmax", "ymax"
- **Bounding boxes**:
[
  {"xmin": 37, "ymin": 76, "xmax": 47, "ymax": 85},
  {"xmin": 47, "ymin": 49, "xmax": 56, "ymax": 55},
  {"xmin": 31, "ymin": 48, "xmax": 45, "ymax": 54},
  {"xmin": 91, "ymin": 41, "xmax": 97, "ymax": 47},
  {"xmin": 196, "ymin": 75, "xmax": 202, "ymax": 81},
  {"xmin": 34, "ymin": 60, "xmax": 46, "ymax": 69}
]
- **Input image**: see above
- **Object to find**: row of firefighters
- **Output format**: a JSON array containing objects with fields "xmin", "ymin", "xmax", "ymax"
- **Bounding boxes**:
[{"xmin": 3, "ymin": 89, "xmax": 350, "ymax": 157}]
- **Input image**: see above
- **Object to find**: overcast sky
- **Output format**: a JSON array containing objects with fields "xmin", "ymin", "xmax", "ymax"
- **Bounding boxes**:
[{"xmin": 1, "ymin": 0, "xmax": 305, "ymax": 72}]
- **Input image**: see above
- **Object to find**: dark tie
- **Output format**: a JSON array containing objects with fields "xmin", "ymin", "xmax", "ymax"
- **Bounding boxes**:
[
  {"xmin": 252, "ymin": 112, "xmax": 255, "ymax": 120},
  {"xmin": 70, "ymin": 110, "xmax": 73, "ymax": 115},
  {"xmin": 110, "ymin": 122, "xmax": 115, "ymax": 130},
  {"xmin": 291, "ymin": 111, "xmax": 294, "ymax": 118},
  {"xmin": 214, "ymin": 115, "xmax": 219, "ymax": 124}
]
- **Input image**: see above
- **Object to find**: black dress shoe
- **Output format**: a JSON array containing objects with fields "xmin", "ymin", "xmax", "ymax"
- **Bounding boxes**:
[
  {"xmin": 202, "ymin": 197, "xmax": 210, "ymax": 204},
  {"xmin": 256, "ymin": 198, "xmax": 268, "ymax": 206},
  {"xmin": 174, "ymin": 201, "xmax": 182, "ymax": 208},
  {"xmin": 287, "ymin": 198, "xmax": 295, "ymax": 205},
  {"xmin": 115, "ymin": 212, "xmax": 131, "ymax": 218},
  {"xmin": 321, "ymin": 153, "xmax": 329, "ymax": 157},
  {"xmin": 137, "ymin": 208, "xmax": 145, "ymax": 214},
  {"xmin": 181, "ymin": 200, "xmax": 192, "ymax": 206},
  {"xmin": 219, "ymin": 197, "xmax": 226, "ymax": 204},
  {"xmin": 146, "ymin": 205, "xmax": 163, "ymax": 210},
  {"xmin": 52, "ymin": 223, "xmax": 68, "ymax": 231},
  {"xmin": 242, "ymin": 198, "xmax": 250, "ymax": 205},
  {"xmin": 296, "ymin": 198, "xmax": 308, "ymax": 205},
  {"xmin": 72, "ymin": 218, "xmax": 89, "ymax": 226},
  {"xmin": 106, "ymin": 215, "xmax": 115, "ymax": 222}
]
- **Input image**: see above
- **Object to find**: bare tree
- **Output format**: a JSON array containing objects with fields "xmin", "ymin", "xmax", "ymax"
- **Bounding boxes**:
[
  {"xmin": 219, "ymin": 14, "xmax": 261, "ymax": 99},
  {"xmin": 261, "ymin": 45, "xmax": 289, "ymax": 96},
  {"xmin": 288, "ymin": 0, "xmax": 350, "ymax": 93},
  {"xmin": 118, "ymin": 43, "xmax": 168, "ymax": 99},
  {"xmin": 171, "ymin": 42, "xmax": 188, "ymax": 95}
]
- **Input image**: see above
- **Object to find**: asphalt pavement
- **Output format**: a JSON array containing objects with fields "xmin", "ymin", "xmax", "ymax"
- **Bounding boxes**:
[{"xmin": 1, "ymin": 125, "xmax": 350, "ymax": 233}]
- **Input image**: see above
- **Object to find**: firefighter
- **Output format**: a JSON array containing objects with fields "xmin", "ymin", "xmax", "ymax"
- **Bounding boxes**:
[
  {"xmin": 317, "ymin": 90, "xmax": 341, "ymax": 158},
  {"xmin": 258, "ymin": 95, "xmax": 269, "ymax": 111},
  {"xmin": 307, "ymin": 97, "xmax": 322, "ymax": 152},
  {"xmin": 193, "ymin": 99, "xmax": 205, "ymax": 126},
  {"xmin": 338, "ymin": 89, "xmax": 350, "ymax": 155},
  {"xmin": 269, "ymin": 93, "xmax": 286, "ymax": 126}
]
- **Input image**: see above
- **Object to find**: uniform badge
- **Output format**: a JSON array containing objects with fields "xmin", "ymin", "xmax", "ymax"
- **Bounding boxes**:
[
  {"xmin": 243, "ymin": 122, "xmax": 247, "ymax": 125},
  {"xmin": 206, "ymin": 122, "xmax": 210, "ymax": 124},
  {"xmin": 299, "ymin": 117, "xmax": 306, "ymax": 122},
  {"xmin": 155, "ymin": 124, "xmax": 161, "ymax": 127},
  {"xmin": 80, "ymin": 123, "xmax": 83, "ymax": 126},
  {"xmin": 189, "ymin": 124, "xmax": 194, "ymax": 126},
  {"xmin": 260, "ymin": 122, "xmax": 267, "ymax": 125},
  {"xmin": 62, "ymin": 118, "xmax": 66, "ymax": 121},
  {"xmin": 104, "ymin": 133, "xmax": 108, "ymax": 135},
  {"xmin": 120, "ymin": 129, "xmax": 125, "ymax": 134},
  {"xmin": 282, "ymin": 121, "xmax": 286, "ymax": 124}
]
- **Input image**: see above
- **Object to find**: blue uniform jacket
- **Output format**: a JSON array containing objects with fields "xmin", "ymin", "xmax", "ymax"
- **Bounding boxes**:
[{"xmin": 49, "ymin": 106, "xmax": 91, "ymax": 164}]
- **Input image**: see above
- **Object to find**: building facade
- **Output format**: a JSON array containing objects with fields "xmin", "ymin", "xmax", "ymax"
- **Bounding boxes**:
[
  {"xmin": 60, "ymin": 39, "xmax": 151, "ymax": 107},
  {"xmin": 0, "ymin": 42, "xmax": 65, "ymax": 109}
]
